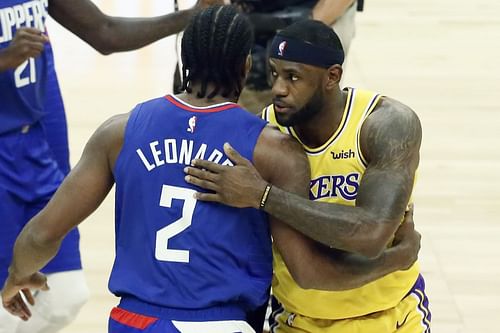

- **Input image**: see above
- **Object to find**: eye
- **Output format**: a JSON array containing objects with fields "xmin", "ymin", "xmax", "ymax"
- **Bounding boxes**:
[
  {"xmin": 270, "ymin": 70, "xmax": 278, "ymax": 78},
  {"xmin": 290, "ymin": 74, "xmax": 299, "ymax": 81}
]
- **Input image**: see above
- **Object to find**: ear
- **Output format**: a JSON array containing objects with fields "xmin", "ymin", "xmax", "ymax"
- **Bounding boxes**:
[
  {"xmin": 245, "ymin": 54, "xmax": 252, "ymax": 76},
  {"xmin": 325, "ymin": 64, "xmax": 343, "ymax": 89},
  {"xmin": 239, "ymin": 54, "xmax": 253, "ymax": 95}
]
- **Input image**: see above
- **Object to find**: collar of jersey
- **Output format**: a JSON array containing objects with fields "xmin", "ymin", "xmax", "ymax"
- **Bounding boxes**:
[
  {"xmin": 287, "ymin": 88, "xmax": 354, "ymax": 155},
  {"xmin": 165, "ymin": 95, "xmax": 238, "ymax": 113}
]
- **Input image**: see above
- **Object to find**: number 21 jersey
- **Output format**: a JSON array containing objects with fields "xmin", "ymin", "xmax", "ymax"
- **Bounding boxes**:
[{"xmin": 0, "ymin": 0, "xmax": 50, "ymax": 134}]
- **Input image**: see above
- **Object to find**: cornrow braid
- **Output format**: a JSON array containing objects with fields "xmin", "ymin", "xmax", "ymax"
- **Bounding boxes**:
[
  {"xmin": 181, "ymin": 5, "xmax": 254, "ymax": 99},
  {"xmin": 222, "ymin": 17, "xmax": 252, "ymax": 96},
  {"xmin": 208, "ymin": 6, "xmax": 233, "ymax": 98}
]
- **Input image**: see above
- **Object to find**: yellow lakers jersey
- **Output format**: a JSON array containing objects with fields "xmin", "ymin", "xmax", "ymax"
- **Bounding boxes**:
[{"xmin": 263, "ymin": 87, "xmax": 420, "ymax": 319}]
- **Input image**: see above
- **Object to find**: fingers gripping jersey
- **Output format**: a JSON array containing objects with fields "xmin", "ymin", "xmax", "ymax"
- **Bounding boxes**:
[
  {"xmin": 110, "ymin": 96, "xmax": 271, "ymax": 318},
  {"xmin": 0, "ymin": 0, "xmax": 50, "ymax": 134}
]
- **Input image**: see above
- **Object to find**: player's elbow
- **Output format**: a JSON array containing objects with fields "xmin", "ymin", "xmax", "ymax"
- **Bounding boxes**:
[
  {"xmin": 27, "ymin": 218, "xmax": 65, "ymax": 248},
  {"xmin": 287, "ymin": 262, "xmax": 332, "ymax": 290},
  {"xmin": 94, "ymin": 45, "xmax": 114, "ymax": 56},
  {"xmin": 290, "ymin": 267, "xmax": 352, "ymax": 291},
  {"xmin": 90, "ymin": 34, "xmax": 115, "ymax": 55},
  {"xmin": 31, "ymin": 226, "xmax": 62, "ymax": 248},
  {"xmin": 88, "ymin": 20, "xmax": 120, "ymax": 55},
  {"xmin": 286, "ymin": 262, "xmax": 316, "ymax": 290},
  {"xmin": 290, "ymin": 269, "xmax": 314, "ymax": 290}
]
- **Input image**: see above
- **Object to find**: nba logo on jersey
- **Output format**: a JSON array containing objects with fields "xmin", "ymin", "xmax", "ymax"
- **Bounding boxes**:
[
  {"xmin": 187, "ymin": 116, "xmax": 197, "ymax": 133},
  {"xmin": 278, "ymin": 41, "xmax": 287, "ymax": 56}
]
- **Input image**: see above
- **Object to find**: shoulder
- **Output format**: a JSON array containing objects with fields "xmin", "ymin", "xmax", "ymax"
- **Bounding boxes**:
[
  {"xmin": 253, "ymin": 125, "xmax": 310, "ymax": 194},
  {"xmin": 256, "ymin": 125, "xmax": 304, "ymax": 160},
  {"xmin": 87, "ymin": 113, "xmax": 130, "ymax": 161},
  {"xmin": 94, "ymin": 113, "xmax": 130, "ymax": 140},
  {"xmin": 360, "ymin": 97, "xmax": 422, "ymax": 163},
  {"xmin": 136, "ymin": 97, "xmax": 168, "ymax": 111},
  {"xmin": 365, "ymin": 97, "xmax": 420, "ymax": 131}
]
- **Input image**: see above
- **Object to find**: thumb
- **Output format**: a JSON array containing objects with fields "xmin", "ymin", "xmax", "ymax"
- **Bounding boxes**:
[
  {"xmin": 223, "ymin": 143, "xmax": 251, "ymax": 166},
  {"xmin": 404, "ymin": 203, "xmax": 414, "ymax": 222}
]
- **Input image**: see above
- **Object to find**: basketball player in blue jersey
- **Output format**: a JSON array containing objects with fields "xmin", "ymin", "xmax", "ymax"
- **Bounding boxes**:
[
  {"xmin": 184, "ymin": 20, "xmax": 429, "ymax": 333},
  {"xmin": 2, "ymin": 6, "xmax": 421, "ymax": 333},
  {"xmin": 0, "ymin": 1, "xmax": 222, "ymax": 332}
]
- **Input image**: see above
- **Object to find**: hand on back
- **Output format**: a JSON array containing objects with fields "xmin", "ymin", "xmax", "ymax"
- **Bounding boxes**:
[{"xmin": 185, "ymin": 143, "xmax": 268, "ymax": 209}]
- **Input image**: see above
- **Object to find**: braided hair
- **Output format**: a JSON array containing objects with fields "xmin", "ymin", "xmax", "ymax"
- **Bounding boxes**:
[{"xmin": 181, "ymin": 5, "xmax": 254, "ymax": 99}]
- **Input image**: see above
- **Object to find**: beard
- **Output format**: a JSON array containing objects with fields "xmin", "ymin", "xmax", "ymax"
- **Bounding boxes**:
[{"xmin": 275, "ymin": 90, "xmax": 324, "ymax": 127}]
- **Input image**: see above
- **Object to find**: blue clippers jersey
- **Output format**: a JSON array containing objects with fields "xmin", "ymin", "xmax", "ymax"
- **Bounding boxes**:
[
  {"xmin": 41, "ymin": 42, "xmax": 71, "ymax": 174},
  {"xmin": 0, "ymin": 0, "xmax": 50, "ymax": 134},
  {"xmin": 110, "ymin": 95, "xmax": 272, "ymax": 313}
]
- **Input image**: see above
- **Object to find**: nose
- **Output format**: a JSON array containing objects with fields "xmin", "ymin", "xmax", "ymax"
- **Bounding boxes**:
[{"xmin": 271, "ymin": 76, "xmax": 288, "ymax": 98}]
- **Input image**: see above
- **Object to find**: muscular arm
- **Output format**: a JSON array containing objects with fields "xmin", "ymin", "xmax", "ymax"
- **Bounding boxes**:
[
  {"xmin": 188, "ymin": 125, "xmax": 419, "ymax": 291},
  {"xmin": 312, "ymin": 0, "xmax": 355, "ymax": 26},
  {"xmin": 263, "ymin": 98, "xmax": 422, "ymax": 257},
  {"xmin": 49, "ymin": 0, "xmax": 202, "ymax": 55},
  {"xmin": 7, "ymin": 114, "xmax": 128, "ymax": 280},
  {"xmin": 272, "ymin": 219, "xmax": 418, "ymax": 290}
]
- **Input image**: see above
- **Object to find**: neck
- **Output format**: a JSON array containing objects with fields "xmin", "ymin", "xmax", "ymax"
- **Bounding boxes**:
[
  {"xmin": 293, "ymin": 88, "xmax": 348, "ymax": 148},
  {"xmin": 177, "ymin": 82, "xmax": 239, "ymax": 106}
]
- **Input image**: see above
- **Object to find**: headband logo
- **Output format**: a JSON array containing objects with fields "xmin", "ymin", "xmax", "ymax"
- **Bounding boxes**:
[{"xmin": 278, "ymin": 41, "xmax": 287, "ymax": 56}]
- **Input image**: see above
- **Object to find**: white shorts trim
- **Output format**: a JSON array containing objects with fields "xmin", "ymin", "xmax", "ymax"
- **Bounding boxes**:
[{"xmin": 172, "ymin": 319, "xmax": 255, "ymax": 333}]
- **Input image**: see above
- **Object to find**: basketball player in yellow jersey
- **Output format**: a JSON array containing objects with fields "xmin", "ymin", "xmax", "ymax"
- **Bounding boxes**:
[{"xmin": 184, "ymin": 19, "xmax": 430, "ymax": 333}]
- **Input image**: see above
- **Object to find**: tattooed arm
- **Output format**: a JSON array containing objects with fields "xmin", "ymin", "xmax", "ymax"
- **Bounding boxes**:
[
  {"xmin": 271, "ymin": 211, "xmax": 420, "ymax": 290},
  {"xmin": 185, "ymin": 125, "xmax": 420, "ymax": 290},
  {"xmin": 186, "ymin": 98, "xmax": 422, "ymax": 258},
  {"xmin": 263, "ymin": 97, "xmax": 422, "ymax": 257}
]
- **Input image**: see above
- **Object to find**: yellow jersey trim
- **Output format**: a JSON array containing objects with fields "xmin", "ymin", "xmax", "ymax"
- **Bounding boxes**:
[
  {"xmin": 355, "ymin": 93, "xmax": 383, "ymax": 167},
  {"xmin": 261, "ymin": 89, "xmax": 355, "ymax": 156},
  {"xmin": 290, "ymin": 88, "xmax": 354, "ymax": 155}
]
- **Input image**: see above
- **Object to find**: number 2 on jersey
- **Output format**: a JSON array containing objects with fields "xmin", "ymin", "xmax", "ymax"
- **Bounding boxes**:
[
  {"xmin": 155, "ymin": 185, "xmax": 197, "ymax": 263},
  {"xmin": 14, "ymin": 58, "xmax": 36, "ymax": 88}
]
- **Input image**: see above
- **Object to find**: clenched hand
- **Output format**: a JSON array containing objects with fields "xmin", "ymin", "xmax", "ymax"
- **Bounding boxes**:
[{"xmin": 0, "ymin": 28, "xmax": 48, "ymax": 71}]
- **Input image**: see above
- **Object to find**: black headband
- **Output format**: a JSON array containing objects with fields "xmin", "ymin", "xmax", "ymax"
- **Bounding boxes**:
[{"xmin": 269, "ymin": 35, "xmax": 344, "ymax": 68}]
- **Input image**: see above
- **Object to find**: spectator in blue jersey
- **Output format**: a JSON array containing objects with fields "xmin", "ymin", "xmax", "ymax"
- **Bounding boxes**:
[
  {"xmin": 0, "ymin": 1, "xmax": 222, "ymax": 332},
  {"xmin": 1, "ymin": 5, "xmax": 420, "ymax": 333}
]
